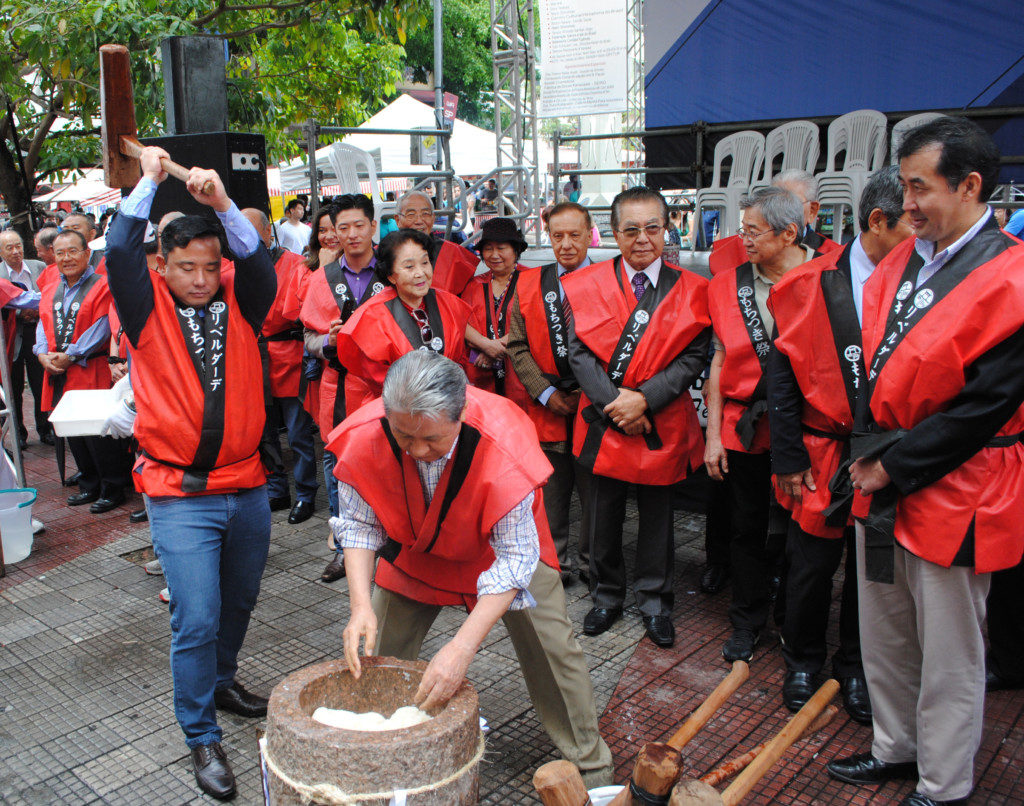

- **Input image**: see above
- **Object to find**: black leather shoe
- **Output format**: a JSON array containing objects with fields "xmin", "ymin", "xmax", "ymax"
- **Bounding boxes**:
[
  {"xmin": 39, "ymin": 432, "xmax": 55, "ymax": 446},
  {"xmin": 63, "ymin": 471, "xmax": 83, "ymax": 488},
  {"xmin": 214, "ymin": 680, "xmax": 268, "ymax": 718},
  {"xmin": 582, "ymin": 606, "xmax": 622, "ymax": 636},
  {"xmin": 268, "ymin": 495, "xmax": 291, "ymax": 512},
  {"xmin": 841, "ymin": 675, "xmax": 873, "ymax": 724},
  {"xmin": 320, "ymin": 555, "xmax": 346, "ymax": 582},
  {"xmin": 827, "ymin": 752, "xmax": 918, "ymax": 786},
  {"xmin": 642, "ymin": 615, "xmax": 675, "ymax": 647},
  {"xmin": 700, "ymin": 564, "xmax": 730, "ymax": 594},
  {"xmin": 190, "ymin": 741, "xmax": 236, "ymax": 800},
  {"xmin": 89, "ymin": 493, "xmax": 126, "ymax": 514},
  {"xmin": 782, "ymin": 670, "xmax": 817, "ymax": 712},
  {"xmin": 288, "ymin": 500, "xmax": 314, "ymax": 524},
  {"xmin": 723, "ymin": 629, "xmax": 759, "ymax": 662},
  {"xmin": 67, "ymin": 490, "xmax": 99, "ymax": 506},
  {"xmin": 986, "ymin": 668, "xmax": 1024, "ymax": 692},
  {"xmin": 129, "ymin": 508, "xmax": 149, "ymax": 523},
  {"xmin": 901, "ymin": 793, "xmax": 969, "ymax": 806}
]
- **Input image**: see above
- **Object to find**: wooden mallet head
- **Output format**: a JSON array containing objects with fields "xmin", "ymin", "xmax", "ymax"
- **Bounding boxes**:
[{"xmin": 99, "ymin": 44, "xmax": 141, "ymax": 189}]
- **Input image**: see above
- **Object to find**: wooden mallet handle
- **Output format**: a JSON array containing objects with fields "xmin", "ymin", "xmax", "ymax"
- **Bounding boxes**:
[
  {"xmin": 720, "ymin": 679, "xmax": 840, "ymax": 806},
  {"xmin": 118, "ymin": 136, "xmax": 216, "ymax": 196},
  {"xmin": 668, "ymin": 661, "xmax": 749, "ymax": 750},
  {"xmin": 699, "ymin": 705, "xmax": 839, "ymax": 787}
]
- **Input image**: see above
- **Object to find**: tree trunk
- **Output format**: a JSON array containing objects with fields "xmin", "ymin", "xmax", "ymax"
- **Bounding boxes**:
[{"xmin": 0, "ymin": 128, "xmax": 38, "ymax": 259}]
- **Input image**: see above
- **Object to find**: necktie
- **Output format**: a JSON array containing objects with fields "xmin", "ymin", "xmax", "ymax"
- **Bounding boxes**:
[{"xmin": 632, "ymin": 272, "xmax": 647, "ymax": 302}]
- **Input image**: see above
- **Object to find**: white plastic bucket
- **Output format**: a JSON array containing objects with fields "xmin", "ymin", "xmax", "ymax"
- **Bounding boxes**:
[
  {"xmin": 589, "ymin": 785, "xmax": 625, "ymax": 805},
  {"xmin": 0, "ymin": 488, "xmax": 37, "ymax": 564}
]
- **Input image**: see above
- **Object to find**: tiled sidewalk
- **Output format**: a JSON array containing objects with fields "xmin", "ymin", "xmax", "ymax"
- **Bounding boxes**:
[{"xmin": 2, "ymin": 434, "xmax": 1022, "ymax": 804}]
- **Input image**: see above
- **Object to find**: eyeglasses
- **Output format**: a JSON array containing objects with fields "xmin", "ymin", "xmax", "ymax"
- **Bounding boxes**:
[
  {"xmin": 737, "ymin": 227, "xmax": 776, "ymax": 242},
  {"xmin": 399, "ymin": 209, "xmax": 434, "ymax": 220},
  {"xmin": 54, "ymin": 248, "xmax": 85, "ymax": 259},
  {"xmin": 617, "ymin": 223, "xmax": 664, "ymax": 240},
  {"xmin": 411, "ymin": 307, "xmax": 432, "ymax": 344}
]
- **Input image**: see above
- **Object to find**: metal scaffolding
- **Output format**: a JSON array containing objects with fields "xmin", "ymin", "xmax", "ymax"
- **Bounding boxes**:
[
  {"xmin": 489, "ymin": 0, "xmax": 541, "ymax": 242},
  {"xmin": 624, "ymin": 0, "xmax": 646, "ymax": 186}
]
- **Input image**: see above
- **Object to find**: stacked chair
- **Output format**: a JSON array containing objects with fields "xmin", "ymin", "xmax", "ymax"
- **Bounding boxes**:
[
  {"xmin": 694, "ymin": 130, "xmax": 766, "ymax": 239},
  {"xmin": 815, "ymin": 109, "xmax": 888, "ymax": 237},
  {"xmin": 750, "ymin": 120, "xmax": 820, "ymax": 192}
]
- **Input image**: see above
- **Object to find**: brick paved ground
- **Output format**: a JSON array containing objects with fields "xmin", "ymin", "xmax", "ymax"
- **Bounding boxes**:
[{"xmin": 2, "ymin": 422, "xmax": 1022, "ymax": 804}]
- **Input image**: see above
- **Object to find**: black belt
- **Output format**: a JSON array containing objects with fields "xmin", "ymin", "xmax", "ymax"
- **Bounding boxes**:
[
  {"xmin": 801, "ymin": 424, "xmax": 849, "ymax": 442},
  {"xmin": 265, "ymin": 326, "xmax": 304, "ymax": 342},
  {"xmin": 726, "ymin": 395, "xmax": 768, "ymax": 451}
]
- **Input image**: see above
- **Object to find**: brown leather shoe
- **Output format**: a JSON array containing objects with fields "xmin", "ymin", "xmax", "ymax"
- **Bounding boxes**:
[
  {"xmin": 320, "ymin": 554, "xmax": 346, "ymax": 583},
  {"xmin": 190, "ymin": 741, "xmax": 236, "ymax": 800}
]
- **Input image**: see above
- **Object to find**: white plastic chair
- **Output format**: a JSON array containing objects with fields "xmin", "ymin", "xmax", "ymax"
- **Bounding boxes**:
[
  {"xmin": 694, "ymin": 130, "xmax": 765, "ymax": 239},
  {"xmin": 324, "ymin": 142, "xmax": 396, "ymax": 229},
  {"xmin": 750, "ymin": 120, "xmax": 820, "ymax": 192},
  {"xmin": 890, "ymin": 112, "xmax": 943, "ymax": 162},
  {"xmin": 816, "ymin": 109, "xmax": 888, "ymax": 237}
]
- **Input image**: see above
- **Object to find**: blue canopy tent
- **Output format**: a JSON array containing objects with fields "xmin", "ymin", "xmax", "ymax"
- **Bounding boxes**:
[{"xmin": 642, "ymin": 0, "xmax": 1024, "ymax": 187}]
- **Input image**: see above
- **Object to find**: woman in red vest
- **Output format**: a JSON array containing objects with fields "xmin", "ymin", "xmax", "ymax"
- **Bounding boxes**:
[
  {"xmin": 460, "ymin": 217, "xmax": 531, "ymax": 410},
  {"xmin": 335, "ymin": 228, "xmax": 472, "ymax": 417}
]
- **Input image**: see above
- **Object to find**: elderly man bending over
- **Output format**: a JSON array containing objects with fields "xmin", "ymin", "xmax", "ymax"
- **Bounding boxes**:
[{"xmin": 330, "ymin": 350, "xmax": 613, "ymax": 787}]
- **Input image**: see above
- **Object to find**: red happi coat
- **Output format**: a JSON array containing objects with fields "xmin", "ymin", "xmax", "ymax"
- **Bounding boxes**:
[
  {"xmin": 861, "ymin": 226, "xmax": 1024, "ymax": 572},
  {"xmin": 461, "ymin": 268, "xmax": 532, "ymax": 413},
  {"xmin": 336, "ymin": 287, "xmax": 471, "ymax": 417},
  {"xmin": 131, "ymin": 271, "xmax": 265, "ymax": 496},
  {"xmin": 327, "ymin": 388, "xmax": 559, "ymax": 607},
  {"xmin": 261, "ymin": 249, "xmax": 309, "ymax": 398},
  {"xmin": 768, "ymin": 243, "xmax": 870, "ymax": 538},
  {"xmin": 708, "ymin": 266, "xmax": 772, "ymax": 454},
  {"xmin": 433, "ymin": 239, "xmax": 479, "ymax": 296},
  {"xmin": 709, "ymin": 232, "xmax": 840, "ymax": 277},
  {"xmin": 0, "ymin": 279, "xmax": 24, "ymax": 364},
  {"xmin": 39, "ymin": 271, "xmax": 113, "ymax": 411},
  {"xmin": 561, "ymin": 258, "xmax": 709, "ymax": 485},
  {"xmin": 514, "ymin": 264, "xmax": 577, "ymax": 444}
]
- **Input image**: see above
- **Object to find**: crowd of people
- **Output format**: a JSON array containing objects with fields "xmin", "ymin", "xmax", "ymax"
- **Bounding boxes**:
[{"xmin": 1, "ymin": 115, "xmax": 1021, "ymax": 806}]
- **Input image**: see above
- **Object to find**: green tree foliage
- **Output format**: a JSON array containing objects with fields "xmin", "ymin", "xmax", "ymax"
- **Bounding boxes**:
[
  {"xmin": 0, "ymin": 0, "xmax": 424, "ymax": 247},
  {"xmin": 402, "ymin": 0, "xmax": 494, "ymax": 128}
]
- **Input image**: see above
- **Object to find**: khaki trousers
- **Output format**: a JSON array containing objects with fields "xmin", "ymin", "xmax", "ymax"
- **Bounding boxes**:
[
  {"xmin": 372, "ymin": 562, "xmax": 614, "ymax": 787},
  {"xmin": 855, "ymin": 523, "xmax": 990, "ymax": 801}
]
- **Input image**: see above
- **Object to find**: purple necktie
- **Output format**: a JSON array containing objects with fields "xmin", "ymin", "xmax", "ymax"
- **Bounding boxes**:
[{"xmin": 632, "ymin": 272, "xmax": 647, "ymax": 302}]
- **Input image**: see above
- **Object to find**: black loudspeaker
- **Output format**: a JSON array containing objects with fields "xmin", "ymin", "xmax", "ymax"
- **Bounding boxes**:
[
  {"xmin": 139, "ymin": 132, "xmax": 269, "ymax": 226},
  {"xmin": 161, "ymin": 36, "xmax": 228, "ymax": 135}
]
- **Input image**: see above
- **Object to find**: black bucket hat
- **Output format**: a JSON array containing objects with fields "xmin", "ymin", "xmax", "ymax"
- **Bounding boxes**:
[{"xmin": 474, "ymin": 217, "xmax": 528, "ymax": 255}]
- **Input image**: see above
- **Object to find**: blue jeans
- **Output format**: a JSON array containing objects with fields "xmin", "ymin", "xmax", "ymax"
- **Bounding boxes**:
[
  {"xmin": 323, "ymin": 451, "xmax": 339, "ymax": 519},
  {"xmin": 148, "ymin": 486, "xmax": 271, "ymax": 748},
  {"xmin": 266, "ymin": 396, "xmax": 319, "ymax": 503}
]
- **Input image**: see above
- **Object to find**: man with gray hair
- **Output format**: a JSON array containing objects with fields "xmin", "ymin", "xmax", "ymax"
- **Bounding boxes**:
[
  {"xmin": 705, "ymin": 186, "xmax": 818, "ymax": 665},
  {"xmin": 332, "ymin": 350, "xmax": 613, "ymax": 788},
  {"xmin": 395, "ymin": 190, "xmax": 479, "ymax": 294},
  {"xmin": 765, "ymin": 166, "xmax": 911, "ymax": 720}
]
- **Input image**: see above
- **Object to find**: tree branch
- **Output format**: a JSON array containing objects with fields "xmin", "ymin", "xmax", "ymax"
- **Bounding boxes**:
[{"xmin": 25, "ymin": 89, "xmax": 63, "ymax": 176}]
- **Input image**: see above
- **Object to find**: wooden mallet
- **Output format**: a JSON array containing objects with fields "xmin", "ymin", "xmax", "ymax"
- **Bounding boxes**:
[
  {"xmin": 533, "ymin": 760, "xmax": 592, "ymax": 806},
  {"xmin": 99, "ymin": 43, "xmax": 214, "ymax": 194},
  {"xmin": 607, "ymin": 660, "xmax": 750, "ymax": 806},
  {"xmin": 668, "ymin": 678, "xmax": 841, "ymax": 806}
]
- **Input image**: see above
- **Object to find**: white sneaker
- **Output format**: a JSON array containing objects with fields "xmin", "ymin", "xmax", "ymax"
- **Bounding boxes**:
[
  {"xmin": 158, "ymin": 588, "xmax": 170, "ymax": 604},
  {"xmin": 144, "ymin": 559, "xmax": 163, "ymax": 576}
]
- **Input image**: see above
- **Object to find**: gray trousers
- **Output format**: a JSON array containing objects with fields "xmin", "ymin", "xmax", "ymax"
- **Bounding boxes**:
[
  {"xmin": 543, "ymin": 448, "xmax": 592, "ymax": 575},
  {"xmin": 855, "ymin": 523, "xmax": 990, "ymax": 801},
  {"xmin": 371, "ymin": 561, "xmax": 614, "ymax": 787}
]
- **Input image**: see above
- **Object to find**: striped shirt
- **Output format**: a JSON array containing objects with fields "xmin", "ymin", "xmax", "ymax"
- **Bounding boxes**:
[{"xmin": 330, "ymin": 437, "xmax": 539, "ymax": 609}]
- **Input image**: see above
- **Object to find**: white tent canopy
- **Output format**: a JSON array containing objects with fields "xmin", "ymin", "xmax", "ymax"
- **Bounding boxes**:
[{"xmin": 278, "ymin": 94, "xmax": 570, "ymax": 194}]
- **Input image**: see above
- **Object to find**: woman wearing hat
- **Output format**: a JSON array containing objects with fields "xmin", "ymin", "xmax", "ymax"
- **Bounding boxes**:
[
  {"xmin": 335, "ymin": 228, "xmax": 473, "ymax": 417},
  {"xmin": 461, "ymin": 217, "xmax": 531, "ymax": 410}
]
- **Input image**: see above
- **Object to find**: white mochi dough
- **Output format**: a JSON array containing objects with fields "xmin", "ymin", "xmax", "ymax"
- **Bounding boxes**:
[{"xmin": 312, "ymin": 705, "xmax": 431, "ymax": 731}]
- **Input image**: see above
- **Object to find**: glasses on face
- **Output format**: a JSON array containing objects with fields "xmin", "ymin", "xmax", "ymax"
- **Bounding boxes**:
[
  {"xmin": 737, "ymin": 227, "xmax": 776, "ymax": 242},
  {"xmin": 411, "ymin": 307, "xmax": 432, "ymax": 344},
  {"xmin": 54, "ymin": 248, "xmax": 85, "ymax": 259},
  {"xmin": 400, "ymin": 209, "xmax": 434, "ymax": 221},
  {"xmin": 617, "ymin": 223, "xmax": 664, "ymax": 240}
]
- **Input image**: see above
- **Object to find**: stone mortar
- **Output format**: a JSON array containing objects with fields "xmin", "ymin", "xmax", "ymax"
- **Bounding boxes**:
[{"xmin": 265, "ymin": 656, "xmax": 480, "ymax": 805}]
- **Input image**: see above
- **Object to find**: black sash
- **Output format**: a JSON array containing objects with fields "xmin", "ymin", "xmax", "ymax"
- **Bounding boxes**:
[
  {"xmin": 732, "ymin": 263, "xmax": 772, "ymax": 449},
  {"xmin": 385, "ymin": 290, "xmax": 446, "ymax": 355},
  {"xmin": 537, "ymin": 263, "xmax": 574, "ymax": 388},
  {"xmin": 868, "ymin": 218, "xmax": 1012, "ymax": 388},
  {"xmin": 377, "ymin": 419, "xmax": 482, "ymax": 562},
  {"xmin": 52, "ymin": 273, "xmax": 101, "ymax": 352},
  {"xmin": 579, "ymin": 259, "xmax": 677, "ymax": 462},
  {"xmin": 484, "ymin": 271, "xmax": 518, "ymax": 392},
  {"xmin": 265, "ymin": 326, "xmax": 303, "ymax": 342},
  {"xmin": 172, "ymin": 293, "xmax": 230, "ymax": 493},
  {"xmin": 322, "ymin": 260, "xmax": 385, "ymax": 323}
]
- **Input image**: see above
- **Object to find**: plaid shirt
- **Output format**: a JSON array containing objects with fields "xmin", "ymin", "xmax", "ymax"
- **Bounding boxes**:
[{"xmin": 330, "ymin": 437, "xmax": 539, "ymax": 609}]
